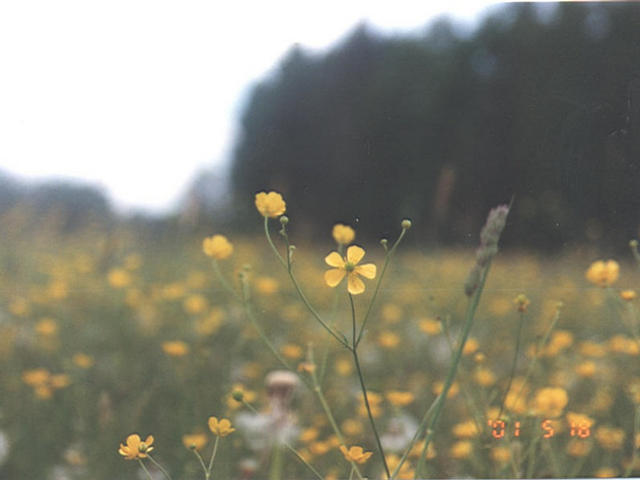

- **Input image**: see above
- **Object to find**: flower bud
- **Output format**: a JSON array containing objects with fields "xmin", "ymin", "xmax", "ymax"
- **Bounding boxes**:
[
  {"xmin": 401, "ymin": 219, "xmax": 412, "ymax": 230},
  {"xmin": 280, "ymin": 215, "xmax": 289, "ymax": 225}
]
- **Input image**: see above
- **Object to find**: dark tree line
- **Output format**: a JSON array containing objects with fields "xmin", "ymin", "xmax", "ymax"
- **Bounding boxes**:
[{"xmin": 231, "ymin": 3, "xmax": 640, "ymax": 250}]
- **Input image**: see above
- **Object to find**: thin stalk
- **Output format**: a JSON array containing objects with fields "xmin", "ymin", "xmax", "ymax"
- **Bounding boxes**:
[
  {"xmin": 624, "ymin": 405, "xmax": 640, "ymax": 477},
  {"xmin": 207, "ymin": 436, "xmax": 220, "ymax": 477},
  {"xmin": 146, "ymin": 454, "xmax": 173, "ymax": 480},
  {"xmin": 211, "ymin": 259, "xmax": 241, "ymax": 301},
  {"xmin": 269, "ymin": 444, "xmax": 283, "ymax": 480},
  {"xmin": 497, "ymin": 309, "xmax": 526, "ymax": 420},
  {"xmin": 349, "ymin": 293, "xmax": 390, "ymax": 479},
  {"xmin": 413, "ymin": 262, "xmax": 491, "ymax": 479},
  {"xmin": 355, "ymin": 226, "xmax": 409, "ymax": 347},
  {"xmin": 191, "ymin": 448, "xmax": 209, "ymax": 479},
  {"xmin": 240, "ymin": 400, "xmax": 324, "ymax": 480},
  {"xmin": 137, "ymin": 459, "xmax": 154, "ymax": 480},
  {"xmin": 307, "ymin": 349, "xmax": 364, "ymax": 480},
  {"xmin": 265, "ymin": 217, "xmax": 348, "ymax": 347}
]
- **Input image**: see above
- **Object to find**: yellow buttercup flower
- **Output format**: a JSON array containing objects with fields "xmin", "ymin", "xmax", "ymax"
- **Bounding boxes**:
[
  {"xmin": 324, "ymin": 245, "xmax": 376, "ymax": 295},
  {"xmin": 339, "ymin": 445, "xmax": 373, "ymax": 464},
  {"xmin": 386, "ymin": 390, "xmax": 415, "ymax": 407},
  {"xmin": 208, "ymin": 416, "xmax": 235, "ymax": 437},
  {"xmin": 255, "ymin": 191, "xmax": 286, "ymax": 218},
  {"xmin": 621, "ymin": 289, "xmax": 637, "ymax": 301},
  {"xmin": 332, "ymin": 223, "xmax": 355, "ymax": 245},
  {"xmin": 162, "ymin": 341, "xmax": 189, "ymax": 357},
  {"xmin": 532, "ymin": 387, "xmax": 568, "ymax": 418},
  {"xmin": 202, "ymin": 235, "xmax": 233, "ymax": 260},
  {"xmin": 118, "ymin": 434, "xmax": 154, "ymax": 460},
  {"xmin": 585, "ymin": 260, "xmax": 619, "ymax": 287},
  {"xmin": 182, "ymin": 433, "xmax": 208, "ymax": 450}
]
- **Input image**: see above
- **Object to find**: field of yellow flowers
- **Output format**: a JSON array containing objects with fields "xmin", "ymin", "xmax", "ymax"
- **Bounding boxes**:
[{"xmin": 1, "ymin": 193, "xmax": 640, "ymax": 479}]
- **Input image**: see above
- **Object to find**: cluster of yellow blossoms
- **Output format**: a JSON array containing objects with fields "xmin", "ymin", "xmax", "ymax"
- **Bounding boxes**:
[{"xmin": 202, "ymin": 191, "xmax": 378, "ymax": 295}]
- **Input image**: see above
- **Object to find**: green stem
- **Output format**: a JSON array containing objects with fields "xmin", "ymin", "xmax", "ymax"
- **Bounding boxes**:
[
  {"xmin": 265, "ymin": 217, "xmax": 348, "ymax": 347},
  {"xmin": 307, "ymin": 350, "xmax": 365, "ymax": 480},
  {"xmin": 137, "ymin": 459, "xmax": 154, "ymax": 480},
  {"xmin": 191, "ymin": 448, "xmax": 209, "ymax": 479},
  {"xmin": 412, "ymin": 262, "xmax": 491, "ymax": 479},
  {"xmin": 269, "ymin": 444, "xmax": 283, "ymax": 480},
  {"xmin": 624, "ymin": 405, "xmax": 640, "ymax": 477},
  {"xmin": 207, "ymin": 436, "xmax": 220, "ymax": 477},
  {"xmin": 355, "ymin": 226, "xmax": 408, "ymax": 347},
  {"xmin": 211, "ymin": 259, "xmax": 241, "ymax": 301},
  {"xmin": 498, "ymin": 310, "xmax": 526, "ymax": 420},
  {"xmin": 349, "ymin": 294, "xmax": 390, "ymax": 479},
  {"xmin": 146, "ymin": 454, "xmax": 173, "ymax": 480}
]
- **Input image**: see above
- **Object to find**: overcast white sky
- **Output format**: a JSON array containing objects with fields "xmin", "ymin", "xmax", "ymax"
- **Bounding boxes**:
[{"xmin": 0, "ymin": 1, "xmax": 498, "ymax": 213}]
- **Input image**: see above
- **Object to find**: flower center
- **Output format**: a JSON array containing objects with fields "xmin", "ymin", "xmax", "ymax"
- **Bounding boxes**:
[{"xmin": 344, "ymin": 262, "xmax": 356, "ymax": 273}]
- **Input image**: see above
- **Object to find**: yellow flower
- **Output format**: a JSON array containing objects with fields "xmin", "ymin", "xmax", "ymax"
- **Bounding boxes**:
[
  {"xmin": 118, "ymin": 434, "xmax": 154, "ymax": 460},
  {"xmin": 183, "ymin": 294, "xmax": 208, "ymax": 314},
  {"xmin": 514, "ymin": 294, "xmax": 530, "ymax": 313},
  {"xmin": 418, "ymin": 318, "xmax": 441, "ymax": 335},
  {"xmin": 255, "ymin": 191, "xmax": 286, "ymax": 218},
  {"xmin": 585, "ymin": 260, "xmax": 619, "ymax": 287},
  {"xmin": 595, "ymin": 426, "xmax": 625, "ymax": 450},
  {"xmin": 324, "ymin": 245, "xmax": 376, "ymax": 295},
  {"xmin": 162, "ymin": 341, "xmax": 189, "ymax": 357},
  {"xmin": 332, "ymin": 223, "xmax": 355, "ymax": 245},
  {"xmin": 35, "ymin": 318, "xmax": 58, "ymax": 336},
  {"xmin": 182, "ymin": 433, "xmax": 208, "ymax": 450},
  {"xmin": 386, "ymin": 453, "xmax": 414, "ymax": 479},
  {"xmin": 621, "ymin": 289, "xmax": 637, "ymax": 301},
  {"xmin": 532, "ymin": 387, "xmax": 568, "ymax": 418},
  {"xmin": 281, "ymin": 343, "xmax": 303, "ymax": 359},
  {"xmin": 72, "ymin": 353, "xmax": 94, "ymax": 369},
  {"xmin": 108, "ymin": 268, "xmax": 131, "ymax": 288},
  {"xmin": 202, "ymin": 235, "xmax": 233, "ymax": 260},
  {"xmin": 339, "ymin": 445, "xmax": 372, "ymax": 464},
  {"xmin": 386, "ymin": 390, "xmax": 415, "ymax": 407},
  {"xmin": 450, "ymin": 440, "xmax": 473, "ymax": 459},
  {"xmin": 452, "ymin": 420, "xmax": 479, "ymax": 438},
  {"xmin": 208, "ymin": 416, "xmax": 235, "ymax": 437},
  {"xmin": 378, "ymin": 331, "xmax": 400, "ymax": 349}
]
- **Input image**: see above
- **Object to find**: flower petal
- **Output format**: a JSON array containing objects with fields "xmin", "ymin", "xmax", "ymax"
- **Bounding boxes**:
[
  {"xmin": 347, "ymin": 274, "xmax": 365, "ymax": 295},
  {"xmin": 325, "ymin": 269, "xmax": 346, "ymax": 287},
  {"xmin": 346, "ymin": 245, "xmax": 365, "ymax": 265},
  {"xmin": 355, "ymin": 263, "xmax": 376, "ymax": 279},
  {"xmin": 325, "ymin": 251, "xmax": 345, "ymax": 268}
]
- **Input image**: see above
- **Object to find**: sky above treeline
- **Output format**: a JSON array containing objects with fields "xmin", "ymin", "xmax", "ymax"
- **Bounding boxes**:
[{"xmin": 0, "ymin": 0, "xmax": 497, "ymax": 213}]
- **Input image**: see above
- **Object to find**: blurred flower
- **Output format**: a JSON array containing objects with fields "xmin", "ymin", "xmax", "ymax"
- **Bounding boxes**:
[
  {"xmin": 386, "ymin": 453, "xmax": 414, "ymax": 479},
  {"xmin": 621, "ymin": 289, "xmax": 637, "ymax": 301},
  {"xmin": 378, "ymin": 331, "xmax": 400, "ymax": 349},
  {"xmin": 162, "ymin": 341, "xmax": 189, "ymax": 357},
  {"xmin": 575, "ymin": 361, "xmax": 597, "ymax": 378},
  {"xmin": 208, "ymin": 417, "xmax": 235, "ymax": 437},
  {"xmin": 35, "ymin": 317, "xmax": 58, "ymax": 336},
  {"xmin": 418, "ymin": 318, "xmax": 441, "ymax": 335},
  {"xmin": 514, "ymin": 294, "xmax": 530, "ymax": 313},
  {"xmin": 339, "ymin": 445, "xmax": 372, "ymax": 464},
  {"xmin": 386, "ymin": 391, "xmax": 415, "ymax": 408},
  {"xmin": 183, "ymin": 294, "xmax": 208, "ymax": 314},
  {"xmin": 452, "ymin": 420, "xmax": 479, "ymax": 438},
  {"xmin": 332, "ymin": 224, "xmax": 355, "ymax": 245},
  {"xmin": 324, "ymin": 245, "xmax": 376, "ymax": 295},
  {"xmin": 450, "ymin": 440, "xmax": 473, "ymax": 459},
  {"xmin": 255, "ymin": 276, "xmax": 279, "ymax": 295},
  {"xmin": 566, "ymin": 439, "xmax": 592, "ymax": 457},
  {"xmin": 595, "ymin": 467, "xmax": 618, "ymax": 478},
  {"xmin": 255, "ymin": 191, "xmax": 286, "ymax": 218},
  {"xmin": 473, "ymin": 367, "xmax": 496, "ymax": 386},
  {"xmin": 463, "ymin": 338, "xmax": 479, "ymax": 355},
  {"xmin": 108, "ymin": 268, "xmax": 131, "ymax": 288},
  {"xmin": 182, "ymin": 433, "xmax": 208, "ymax": 450},
  {"xmin": 281, "ymin": 343, "xmax": 303, "ymax": 359},
  {"xmin": 585, "ymin": 260, "xmax": 619, "ymax": 287},
  {"xmin": 595, "ymin": 426, "xmax": 625, "ymax": 450},
  {"xmin": 490, "ymin": 446, "xmax": 511, "ymax": 463},
  {"xmin": 72, "ymin": 353, "xmax": 94, "ymax": 369},
  {"xmin": 202, "ymin": 235, "xmax": 233, "ymax": 260},
  {"xmin": 532, "ymin": 387, "xmax": 568, "ymax": 418},
  {"xmin": 118, "ymin": 434, "xmax": 154, "ymax": 460}
]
